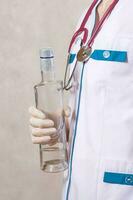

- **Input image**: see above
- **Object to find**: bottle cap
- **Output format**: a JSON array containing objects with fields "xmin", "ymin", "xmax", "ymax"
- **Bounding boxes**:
[{"xmin": 40, "ymin": 48, "xmax": 54, "ymax": 59}]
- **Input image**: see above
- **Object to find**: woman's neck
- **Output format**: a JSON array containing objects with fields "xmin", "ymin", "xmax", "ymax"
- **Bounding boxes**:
[{"xmin": 97, "ymin": 0, "xmax": 114, "ymax": 20}]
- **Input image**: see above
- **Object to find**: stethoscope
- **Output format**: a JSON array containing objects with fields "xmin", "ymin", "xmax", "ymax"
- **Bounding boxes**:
[{"xmin": 63, "ymin": 0, "xmax": 119, "ymax": 91}]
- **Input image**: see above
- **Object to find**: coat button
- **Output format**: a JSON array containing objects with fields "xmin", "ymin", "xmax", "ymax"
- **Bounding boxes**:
[
  {"xmin": 103, "ymin": 50, "xmax": 110, "ymax": 59},
  {"xmin": 125, "ymin": 175, "xmax": 133, "ymax": 184}
]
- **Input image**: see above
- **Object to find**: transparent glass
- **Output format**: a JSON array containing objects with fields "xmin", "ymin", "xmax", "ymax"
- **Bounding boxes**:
[{"xmin": 34, "ymin": 79, "xmax": 68, "ymax": 173}]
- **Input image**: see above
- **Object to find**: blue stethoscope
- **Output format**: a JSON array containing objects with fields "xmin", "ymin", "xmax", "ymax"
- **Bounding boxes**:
[{"xmin": 63, "ymin": 0, "xmax": 119, "ymax": 91}]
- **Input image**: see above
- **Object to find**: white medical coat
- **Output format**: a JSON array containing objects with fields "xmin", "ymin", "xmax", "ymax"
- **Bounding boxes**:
[{"xmin": 62, "ymin": 0, "xmax": 133, "ymax": 199}]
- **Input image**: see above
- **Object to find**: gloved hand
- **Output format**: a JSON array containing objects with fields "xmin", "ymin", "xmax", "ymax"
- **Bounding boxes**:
[{"xmin": 29, "ymin": 106, "xmax": 71, "ymax": 145}]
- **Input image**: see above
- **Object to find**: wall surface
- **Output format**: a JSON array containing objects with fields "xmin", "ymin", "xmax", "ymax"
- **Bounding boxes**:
[{"xmin": 0, "ymin": 0, "xmax": 91, "ymax": 200}]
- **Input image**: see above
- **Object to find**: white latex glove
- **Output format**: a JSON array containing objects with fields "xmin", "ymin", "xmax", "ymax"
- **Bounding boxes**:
[{"xmin": 29, "ymin": 106, "xmax": 71, "ymax": 145}]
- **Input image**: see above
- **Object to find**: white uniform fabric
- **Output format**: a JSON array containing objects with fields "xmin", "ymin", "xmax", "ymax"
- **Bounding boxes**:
[{"xmin": 62, "ymin": 0, "xmax": 133, "ymax": 199}]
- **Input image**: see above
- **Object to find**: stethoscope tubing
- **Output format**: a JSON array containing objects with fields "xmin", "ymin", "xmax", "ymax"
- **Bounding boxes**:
[{"xmin": 63, "ymin": 0, "xmax": 119, "ymax": 91}]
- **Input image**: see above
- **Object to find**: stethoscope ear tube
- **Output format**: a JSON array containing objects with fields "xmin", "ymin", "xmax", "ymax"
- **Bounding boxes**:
[
  {"xmin": 68, "ymin": 28, "xmax": 88, "ymax": 54},
  {"xmin": 63, "ymin": 55, "xmax": 78, "ymax": 91}
]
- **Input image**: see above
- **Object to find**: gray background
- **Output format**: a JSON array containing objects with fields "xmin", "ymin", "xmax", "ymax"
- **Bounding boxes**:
[{"xmin": 0, "ymin": 0, "xmax": 91, "ymax": 199}]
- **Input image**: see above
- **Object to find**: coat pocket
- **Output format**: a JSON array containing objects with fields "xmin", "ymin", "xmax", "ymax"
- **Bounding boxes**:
[
  {"xmin": 97, "ymin": 158, "xmax": 133, "ymax": 200},
  {"xmin": 90, "ymin": 49, "xmax": 128, "ymax": 63}
]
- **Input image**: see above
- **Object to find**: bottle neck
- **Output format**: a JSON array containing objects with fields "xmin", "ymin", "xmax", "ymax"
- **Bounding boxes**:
[
  {"xmin": 40, "ymin": 56, "xmax": 55, "ymax": 82},
  {"xmin": 41, "ymin": 70, "xmax": 55, "ymax": 82}
]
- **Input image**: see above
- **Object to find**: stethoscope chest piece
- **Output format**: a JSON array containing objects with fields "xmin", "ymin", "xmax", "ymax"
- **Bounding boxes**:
[{"xmin": 77, "ymin": 46, "xmax": 92, "ymax": 62}]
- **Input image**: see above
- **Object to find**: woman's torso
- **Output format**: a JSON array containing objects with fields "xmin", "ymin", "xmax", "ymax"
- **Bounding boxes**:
[{"xmin": 64, "ymin": 1, "xmax": 133, "ymax": 199}]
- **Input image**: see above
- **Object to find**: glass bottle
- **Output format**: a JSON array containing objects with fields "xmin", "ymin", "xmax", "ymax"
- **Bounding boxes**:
[{"xmin": 34, "ymin": 48, "xmax": 68, "ymax": 173}]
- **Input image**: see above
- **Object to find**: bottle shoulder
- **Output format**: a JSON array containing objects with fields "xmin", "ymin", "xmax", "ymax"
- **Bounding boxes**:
[{"xmin": 34, "ymin": 80, "xmax": 63, "ymax": 89}]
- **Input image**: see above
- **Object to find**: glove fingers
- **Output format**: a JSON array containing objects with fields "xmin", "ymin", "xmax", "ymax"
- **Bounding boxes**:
[
  {"xmin": 29, "ymin": 106, "xmax": 46, "ymax": 119},
  {"xmin": 30, "ymin": 117, "xmax": 54, "ymax": 128},
  {"xmin": 32, "ymin": 135, "xmax": 51, "ymax": 144},
  {"xmin": 31, "ymin": 127, "xmax": 57, "ymax": 137}
]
